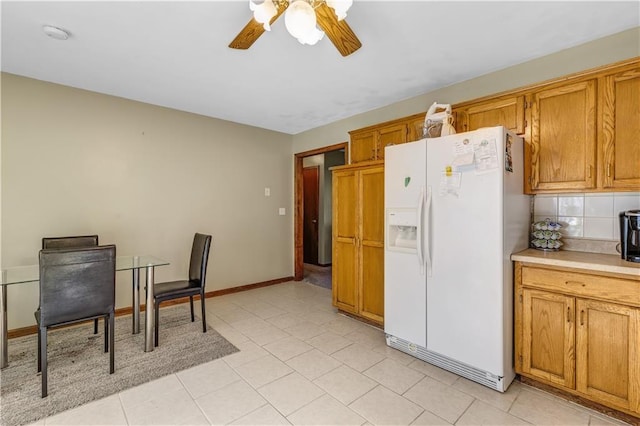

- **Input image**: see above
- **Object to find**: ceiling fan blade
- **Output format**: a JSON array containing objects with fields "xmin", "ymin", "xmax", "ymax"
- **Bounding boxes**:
[
  {"xmin": 315, "ymin": 2, "xmax": 362, "ymax": 57},
  {"xmin": 229, "ymin": 1, "xmax": 289, "ymax": 50}
]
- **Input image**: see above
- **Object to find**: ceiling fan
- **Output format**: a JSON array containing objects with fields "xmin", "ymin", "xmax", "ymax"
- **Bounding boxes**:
[{"xmin": 229, "ymin": 0, "xmax": 362, "ymax": 57}]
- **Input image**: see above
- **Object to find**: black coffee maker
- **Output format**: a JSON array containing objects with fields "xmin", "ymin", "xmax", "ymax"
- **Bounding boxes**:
[{"xmin": 619, "ymin": 210, "xmax": 640, "ymax": 263}]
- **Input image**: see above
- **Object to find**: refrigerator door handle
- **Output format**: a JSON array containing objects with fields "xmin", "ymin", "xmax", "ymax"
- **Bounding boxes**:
[
  {"xmin": 425, "ymin": 185, "xmax": 433, "ymax": 277},
  {"xmin": 417, "ymin": 186, "xmax": 425, "ymax": 275}
]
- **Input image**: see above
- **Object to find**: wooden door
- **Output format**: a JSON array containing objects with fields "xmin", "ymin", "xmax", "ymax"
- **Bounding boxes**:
[
  {"xmin": 522, "ymin": 289, "xmax": 576, "ymax": 389},
  {"xmin": 576, "ymin": 299, "xmax": 639, "ymax": 411},
  {"xmin": 332, "ymin": 169, "xmax": 358, "ymax": 313},
  {"xmin": 358, "ymin": 166, "xmax": 385, "ymax": 323},
  {"xmin": 462, "ymin": 96, "xmax": 525, "ymax": 134},
  {"xmin": 303, "ymin": 166, "xmax": 319, "ymax": 265},
  {"xmin": 377, "ymin": 124, "xmax": 407, "ymax": 161},
  {"xmin": 530, "ymin": 80, "xmax": 597, "ymax": 191},
  {"xmin": 600, "ymin": 67, "xmax": 640, "ymax": 190},
  {"xmin": 350, "ymin": 131, "xmax": 377, "ymax": 164}
]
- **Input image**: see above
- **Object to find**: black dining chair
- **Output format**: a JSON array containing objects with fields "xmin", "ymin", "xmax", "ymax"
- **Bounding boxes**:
[
  {"xmin": 153, "ymin": 233, "xmax": 211, "ymax": 347},
  {"xmin": 36, "ymin": 245, "xmax": 116, "ymax": 398},
  {"xmin": 42, "ymin": 235, "xmax": 101, "ymax": 334}
]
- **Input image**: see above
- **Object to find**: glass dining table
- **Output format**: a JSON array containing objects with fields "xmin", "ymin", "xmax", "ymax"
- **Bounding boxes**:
[{"xmin": 0, "ymin": 255, "xmax": 169, "ymax": 369}]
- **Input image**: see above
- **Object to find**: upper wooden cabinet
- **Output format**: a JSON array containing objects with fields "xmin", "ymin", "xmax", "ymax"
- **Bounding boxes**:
[
  {"xmin": 599, "ymin": 66, "xmax": 640, "ymax": 190},
  {"xmin": 346, "ymin": 58, "xmax": 638, "ymax": 192},
  {"xmin": 377, "ymin": 123, "xmax": 408, "ymax": 161},
  {"xmin": 349, "ymin": 113, "xmax": 424, "ymax": 164},
  {"xmin": 529, "ymin": 80, "xmax": 597, "ymax": 192},
  {"xmin": 407, "ymin": 114, "xmax": 428, "ymax": 142},
  {"xmin": 350, "ymin": 131, "xmax": 377, "ymax": 164},
  {"xmin": 455, "ymin": 96, "xmax": 525, "ymax": 135}
]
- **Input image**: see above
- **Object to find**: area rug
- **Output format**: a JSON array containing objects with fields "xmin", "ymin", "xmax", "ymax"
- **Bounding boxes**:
[
  {"xmin": 0, "ymin": 304, "xmax": 238, "ymax": 426},
  {"xmin": 303, "ymin": 264, "xmax": 332, "ymax": 290}
]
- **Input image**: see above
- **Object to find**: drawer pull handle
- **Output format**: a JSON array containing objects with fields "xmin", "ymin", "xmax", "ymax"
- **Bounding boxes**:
[
  {"xmin": 580, "ymin": 309, "xmax": 585, "ymax": 326},
  {"xmin": 565, "ymin": 280, "xmax": 586, "ymax": 287},
  {"xmin": 567, "ymin": 307, "xmax": 571, "ymax": 323}
]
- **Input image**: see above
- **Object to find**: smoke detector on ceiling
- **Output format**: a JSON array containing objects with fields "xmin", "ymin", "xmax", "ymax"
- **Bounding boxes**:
[{"xmin": 42, "ymin": 25, "xmax": 70, "ymax": 40}]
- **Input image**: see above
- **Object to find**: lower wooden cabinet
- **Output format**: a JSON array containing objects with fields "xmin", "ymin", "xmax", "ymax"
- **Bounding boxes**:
[
  {"xmin": 521, "ymin": 289, "xmax": 575, "ymax": 389},
  {"xmin": 515, "ymin": 263, "xmax": 640, "ymax": 417},
  {"xmin": 332, "ymin": 162, "xmax": 384, "ymax": 324},
  {"xmin": 575, "ymin": 299, "xmax": 639, "ymax": 410}
]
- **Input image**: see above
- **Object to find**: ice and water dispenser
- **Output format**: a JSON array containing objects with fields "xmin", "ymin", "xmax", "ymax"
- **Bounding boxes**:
[{"xmin": 386, "ymin": 209, "xmax": 418, "ymax": 251}]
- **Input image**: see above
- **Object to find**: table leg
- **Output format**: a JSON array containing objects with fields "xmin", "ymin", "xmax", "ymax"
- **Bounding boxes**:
[
  {"xmin": 144, "ymin": 266, "xmax": 154, "ymax": 352},
  {"xmin": 0, "ymin": 285, "xmax": 7, "ymax": 369},
  {"xmin": 132, "ymin": 268, "xmax": 140, "ymax": 334}
]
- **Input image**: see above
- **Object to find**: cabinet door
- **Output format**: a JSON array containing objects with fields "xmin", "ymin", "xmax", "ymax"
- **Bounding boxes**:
[
  {"xmin": 350, "ymin": 131, "xmax": 377, "ymax": 164},
  {"xmin": 462, "ymin": 96, "xmax": 525, "ymax": 134},
  {"xmin": 576, "ymin": 299, "xmax": 639, "ymax": 411},
  {"xmin": 530, "ymin": 80, "xmax": 597, "ymax": 191},
  {"xmin": 407, "ymin": 115, "xmax": 427, "ymax": 142},
  {"xmin": 522, "ymin": 289, "xmax": 575, "ymax": 388},
  {"xmin": 332, "ymin": 170, "xmax": 358, "ymax": 313},
  {"xmin": 377, "ymin": 124, "xmax": 407, "ymax": 161},
  {"xmin": 600, "ymin": 67, "xmax": 640, "ymax": 190},
  {"xmin": 358, "ymin": 166, "xmax": 385, "ymax": 323}
]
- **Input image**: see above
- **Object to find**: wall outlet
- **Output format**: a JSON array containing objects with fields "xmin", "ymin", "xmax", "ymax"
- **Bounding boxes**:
[
  {"xmin": 279, "ymin": 208, "xmax": 286, "ymax": 216},
  {"xmin": 264, "ymin": 187, "xmax": 271, "ymax": 197}
]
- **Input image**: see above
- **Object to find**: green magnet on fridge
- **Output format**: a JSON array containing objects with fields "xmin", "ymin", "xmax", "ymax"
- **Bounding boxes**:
[{"xmin": 404, "ymin": 177, "xmax": 411, "ymax": 187}]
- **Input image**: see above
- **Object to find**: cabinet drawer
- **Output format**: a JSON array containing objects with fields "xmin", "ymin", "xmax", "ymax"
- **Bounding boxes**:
[{"xmin": 521, "ymin": 267, "xmax": 640, "ymax": 306}]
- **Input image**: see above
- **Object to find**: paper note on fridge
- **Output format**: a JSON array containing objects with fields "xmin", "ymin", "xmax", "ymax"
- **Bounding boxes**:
[
  {"xmin": 452, "ymin": 151, "xmax": 474, "ymax": 167},
  {"xmin": 453, "ymin": 137, "xmax": 474, "ymax": 156},
  {"xmin": 473, "ymin": 138, "xmax": 499, "ymax": 173}
]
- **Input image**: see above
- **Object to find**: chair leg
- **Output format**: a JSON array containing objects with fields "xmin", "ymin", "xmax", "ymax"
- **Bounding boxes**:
[
  {"xmin": 94, "ymin": 318, "xmax": 99, "ymax": 334},
  {"xmin": 189, "ymin": 296, "xmax": 194, "ymax": 322},
  {"xmin": 154, "ymin": 299, "xmax": 160, "ymax": 347},
  {"xmin": 201, "ymin": 293, "xmax": 207, "ymax": 333},
  {"xmin": 104, "ymin": 315, "xmax": 109, "ymax": 353},
  {"xmin": 40, "ymin": 327, "xmax": 48, "ymax": 398},
  {"xmin": 109, "ymin": 313, "xmax": 115, "ymax": 374},
  {"xmin": 37, "ymin": 326, "xmax": 42, "ymax": 373}
]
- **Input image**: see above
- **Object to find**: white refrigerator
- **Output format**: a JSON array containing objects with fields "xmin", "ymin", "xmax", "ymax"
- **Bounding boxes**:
[{"xmin": 384, "ymin": 126, "xmax": 529, "ymax": 392}]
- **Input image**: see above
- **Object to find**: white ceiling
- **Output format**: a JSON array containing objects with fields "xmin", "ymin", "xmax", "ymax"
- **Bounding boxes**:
[{"xmin": 2, "ymin": 1, "xmax": 638, "ymax": 135}]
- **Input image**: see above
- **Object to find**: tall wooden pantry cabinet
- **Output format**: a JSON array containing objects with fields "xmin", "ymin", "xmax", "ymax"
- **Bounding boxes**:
[{"xmin": 331, "ymin": 161, "xmax": 385, "ymax": 325}]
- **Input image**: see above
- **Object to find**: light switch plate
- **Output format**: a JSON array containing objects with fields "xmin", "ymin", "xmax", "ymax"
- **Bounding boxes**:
[
  {"xmin": 264, "ymin": 187, "xmax": 271, "ymax": 197},
  {"xmin": 279, "ymin": 208, "xmax": 286, "ymax": 216}
]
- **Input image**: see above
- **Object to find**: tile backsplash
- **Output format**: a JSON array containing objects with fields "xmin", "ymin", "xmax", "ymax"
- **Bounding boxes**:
[{"xmin": 533, "ymin": 192, "xmax": 640, "ymax": 241}]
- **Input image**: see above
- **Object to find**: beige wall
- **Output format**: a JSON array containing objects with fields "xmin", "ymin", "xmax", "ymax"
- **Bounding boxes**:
[
  {"xmin": 1, "ymin": 74, "xmax": 294, "ymax": 328},
  {"xmin": 291, "ymin": 27, "xmax": 640, "ymax": 154}
]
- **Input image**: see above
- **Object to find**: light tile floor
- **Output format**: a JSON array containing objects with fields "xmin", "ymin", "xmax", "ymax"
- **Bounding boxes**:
[{"xmin": 34, "ymin": 281, "xmax": 632, "ymax": 425}]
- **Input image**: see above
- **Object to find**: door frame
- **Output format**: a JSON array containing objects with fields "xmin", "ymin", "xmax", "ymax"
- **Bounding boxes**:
[{"xmin": 294, "ymin": 142, "xmax": 349, "ymax": 280}]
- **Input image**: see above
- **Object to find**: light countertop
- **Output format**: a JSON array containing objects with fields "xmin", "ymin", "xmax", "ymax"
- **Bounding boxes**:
[{"xmin": 511, "ymin": 248, "xmax": 640, "ymax": 278}]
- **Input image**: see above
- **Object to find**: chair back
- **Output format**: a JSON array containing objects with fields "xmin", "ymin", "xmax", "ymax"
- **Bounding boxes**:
[
  {"xmin": 39, "ymin": 245, "xmax": 116, "ymax": 327},
  {"xmin": 188, "ymin": 233, "xmax": 212, "ymax": 289},
  {"xmin": 42, "ymin": 235, "xmax": 99, "ymax": 249}
]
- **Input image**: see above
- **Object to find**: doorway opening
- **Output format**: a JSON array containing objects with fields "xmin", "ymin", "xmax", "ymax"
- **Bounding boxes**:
[{"xmin": 294, "ymin": 142, "xmax": 348, "ymax": 286}]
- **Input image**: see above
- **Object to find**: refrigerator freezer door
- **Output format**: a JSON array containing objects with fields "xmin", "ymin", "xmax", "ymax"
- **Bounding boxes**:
[
  {"xmin": 384, "ymin": 140, "xmax": 428, "ymax": 347},
  {"xmin": 425, "ymin": 127, "xmax": 507, "ymax": 376},
  {"xmin": 384, "ymin": 140, "xmax": 427, "ymax": 209}
]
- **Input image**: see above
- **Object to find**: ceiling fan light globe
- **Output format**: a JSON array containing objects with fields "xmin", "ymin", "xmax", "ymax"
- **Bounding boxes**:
[
  {"xmin": 326, "ymin": 0, "xmax": 352, "ymax": 20},
  {"xmin": 284, "ymin": 0, "xmax": 316, "ymax": 39},
  {"xmin": 298, "ymin": 26, "xmax": 325, "ymax": 45},
  {"xmin": 250, "ymin": 0, "xmax": 277, "ymax": 31}
]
